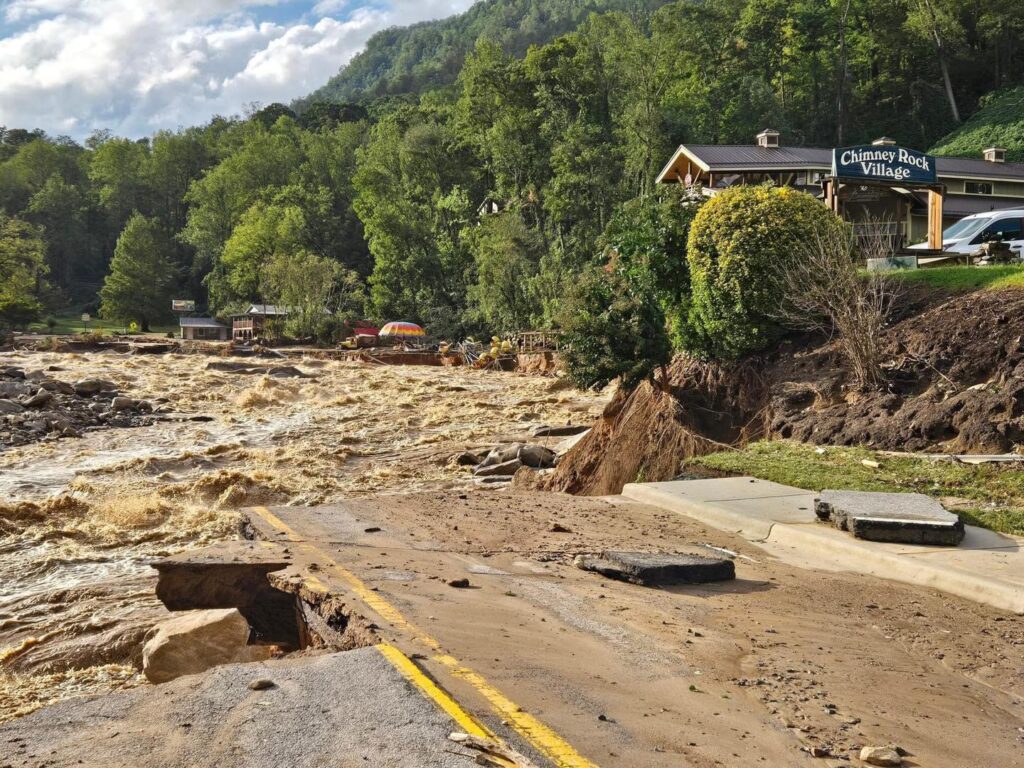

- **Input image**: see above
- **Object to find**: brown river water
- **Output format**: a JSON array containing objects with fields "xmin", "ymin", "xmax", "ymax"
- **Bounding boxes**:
[{"xmin": 0, "ymin": 349, "xmax": 607, "ymax": 720}]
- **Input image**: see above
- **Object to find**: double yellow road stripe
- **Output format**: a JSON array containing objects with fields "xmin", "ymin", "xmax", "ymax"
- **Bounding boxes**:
[{"xmin": 251, "ymin": 506, "xmax": 597, "ymax": 768}]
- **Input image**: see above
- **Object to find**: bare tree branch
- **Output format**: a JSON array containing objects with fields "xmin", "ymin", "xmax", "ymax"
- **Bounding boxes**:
[{"xmin": 774, "ymin": 218, "xmax": 902, "ymax": 390}]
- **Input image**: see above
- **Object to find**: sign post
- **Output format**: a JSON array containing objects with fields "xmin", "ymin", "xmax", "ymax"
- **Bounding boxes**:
[
  {"xmin": 81, "ymin": 313, "xmax": 90, "ymax": 333},
  {"xmin": 830, "ymin": 144, "xmax": 945, "ymax": 251}
]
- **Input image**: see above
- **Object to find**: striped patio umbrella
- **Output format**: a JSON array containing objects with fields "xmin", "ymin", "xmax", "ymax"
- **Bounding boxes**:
[{"xmin": 379, "ymin": 321, "xmax": 426, "ymax": 338}]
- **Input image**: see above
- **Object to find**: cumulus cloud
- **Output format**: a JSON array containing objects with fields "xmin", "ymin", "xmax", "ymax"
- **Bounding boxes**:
[{"xmin": 0, "ymin": 0, "xmax": 475, "ymax": 139}]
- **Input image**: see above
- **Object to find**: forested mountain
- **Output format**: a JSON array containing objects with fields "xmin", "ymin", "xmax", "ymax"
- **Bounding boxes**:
[
  {"xmin": 302, "ymin": 0, "xmax": 673, "ymax": 105},
  {"xmin": 3, "ymin": 0, "xmax": 1024, "ymax": 338}
]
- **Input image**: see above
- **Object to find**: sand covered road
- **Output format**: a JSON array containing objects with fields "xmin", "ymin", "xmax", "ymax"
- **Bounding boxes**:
[
  {"xmin": 0, "ymin": 349, "xmax": 607, "ymax": 720},
  {"xmin": 247, "ymin": 491, "xmax": 1024, "ymax": 767}
]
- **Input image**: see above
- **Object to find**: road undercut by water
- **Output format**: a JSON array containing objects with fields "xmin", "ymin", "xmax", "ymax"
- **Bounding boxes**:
[{"xmin": 0, "ymin": 349, "xmax": 609, "ymax": 721}]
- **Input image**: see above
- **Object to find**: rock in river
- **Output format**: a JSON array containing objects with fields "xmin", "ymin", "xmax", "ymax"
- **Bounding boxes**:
[
  {"xmin": 73, "ymin": 378, "xmax": 115, "ymax": 397},
  {"xmin": 0, "ymin": 398, "xmax": 24, "ymax": 414},
  {"xmin": 22, "ymin": 388, "xmax": 54, "ymax": 408},
  {"xmin": 518, "ymin": 444, "xmax": 557, "ymax": 469}
]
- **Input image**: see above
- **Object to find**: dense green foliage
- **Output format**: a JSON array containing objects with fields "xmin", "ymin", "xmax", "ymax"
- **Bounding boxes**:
[
  {"xmin": 0, "ymin": 214, "xmax": 48, "ymax": 329},
  {"xmin": 931, "ymin": 86, "xmax": 1024, "ymax": 162},
  {"xmin": 559, "ymin": 268, "xmax": 671, "ymax": 390},
  {"xmin": 2, "ymin": 0, "xmax": 1023, "ymax": 343},
  {"xmin": 99, "ymin": 213, "xmax": 178, "ymax": 331},
  {"xmin": 304, "ymin": 0, "xmax": 671, "ymax": 104},
  {"xmin": 687, "ymin": 186, "xmax": 847, "ymax": 359}
]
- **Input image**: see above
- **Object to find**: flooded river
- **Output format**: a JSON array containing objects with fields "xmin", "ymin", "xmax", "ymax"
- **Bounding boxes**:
[{"xmin": 0, "ymin": 349, "xmax": 607, "ymax": 720}]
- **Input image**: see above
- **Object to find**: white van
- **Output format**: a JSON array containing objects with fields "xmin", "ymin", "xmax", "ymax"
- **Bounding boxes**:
[{"xmin": 911, "ymin": 208, "xmax": 1024, "ymax": 254}]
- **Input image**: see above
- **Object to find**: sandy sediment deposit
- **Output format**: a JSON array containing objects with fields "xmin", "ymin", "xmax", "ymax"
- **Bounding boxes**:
[{"xmin": 0, "ymin": 349, "xmax": 607, "ymax": 720}]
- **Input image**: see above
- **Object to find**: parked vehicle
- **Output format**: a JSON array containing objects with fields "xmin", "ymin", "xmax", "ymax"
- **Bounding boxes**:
[{"xmin": 911, "ymin": 208, "xmax": 1024, "ymax": 255}]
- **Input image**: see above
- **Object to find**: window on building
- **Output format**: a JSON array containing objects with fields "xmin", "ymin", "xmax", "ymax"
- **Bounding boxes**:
[{"xmin": 965, "ymin": 181, "xmax": 994, "ymax": 195}]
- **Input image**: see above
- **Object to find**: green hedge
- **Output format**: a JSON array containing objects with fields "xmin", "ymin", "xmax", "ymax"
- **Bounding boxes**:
[{"xmin": 685, "ymin": 185, "xmax": 846, "ymax": 359}]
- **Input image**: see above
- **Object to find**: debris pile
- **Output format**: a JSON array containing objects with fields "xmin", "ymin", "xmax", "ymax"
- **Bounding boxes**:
[{"xmin": 0, "ymin": 366, "xmax": 156, "ymax": 447}]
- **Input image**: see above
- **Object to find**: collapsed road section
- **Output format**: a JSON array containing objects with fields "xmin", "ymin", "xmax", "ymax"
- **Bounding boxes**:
[{"xmin": 3, "ymin": 489, "xmax": 1022, "ymax": 767}]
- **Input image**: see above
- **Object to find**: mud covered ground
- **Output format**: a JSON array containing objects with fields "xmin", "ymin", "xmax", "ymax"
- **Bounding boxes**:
[
  {"xmin": 548, "ymin": 288, "xmax": 1024, "ymax": 495},
  {"xmin": 0, "ymin": 349, "xmax": 608, "ymax": 720}
]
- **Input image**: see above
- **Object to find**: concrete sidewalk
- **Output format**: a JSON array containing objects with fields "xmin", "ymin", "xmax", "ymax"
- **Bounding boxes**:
[{"xmin": 621, "ymin": 477, "xmax": 1024, "ymax": 614}]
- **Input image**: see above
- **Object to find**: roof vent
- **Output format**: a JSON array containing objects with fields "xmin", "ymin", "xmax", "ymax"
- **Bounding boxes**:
[
  {"xmin": 984, "ymin": 147, "xmax": 1006, "ymax": 163},
  {"xmin": 756, "ymin": 129, "xmax": 780, "ymax": 149},
  {"xmin": 872, "ymin": 137, "xmax": 897, "ymax": 146}
]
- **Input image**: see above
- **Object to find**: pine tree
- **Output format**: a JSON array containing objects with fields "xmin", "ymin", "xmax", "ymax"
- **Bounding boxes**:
[{"xmin": 100, "ymin": 213, "xmax": 178, "ymax": 331}]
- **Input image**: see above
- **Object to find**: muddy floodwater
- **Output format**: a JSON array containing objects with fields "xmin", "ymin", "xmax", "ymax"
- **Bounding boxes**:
[{"xmin": 0, "ymin": 349, "xmax": 608, "ymax": 720}]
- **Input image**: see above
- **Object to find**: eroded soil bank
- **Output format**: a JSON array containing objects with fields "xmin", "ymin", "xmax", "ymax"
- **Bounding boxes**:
[
  {"xmin": 547, "ymin": 288, "xmax": 1024, "ymax": 495},
  {"xmin": 0, "ymin": 349, "xmax": 607, "ymax": 720}
]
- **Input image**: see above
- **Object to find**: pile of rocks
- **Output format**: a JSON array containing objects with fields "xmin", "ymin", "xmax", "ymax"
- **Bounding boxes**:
[
  {"xmin": 458, "ymin": 442, "xmax": 559, "ymax": 485},
  {"xmin": 0, "ymin": 365, "xmax": 156, "ymax": 448}
]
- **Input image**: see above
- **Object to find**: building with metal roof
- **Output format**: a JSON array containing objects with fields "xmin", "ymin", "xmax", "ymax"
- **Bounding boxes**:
[
  {"xmin": 657, "ymin": 130, "xmax": 1024, "ymax": 248},
  {"xmin": 179, "ymin": 316, "xmax": 228, "ymax": 341}
]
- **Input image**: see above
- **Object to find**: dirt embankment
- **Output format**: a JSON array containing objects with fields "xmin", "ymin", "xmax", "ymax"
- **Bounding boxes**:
[{"xmin": 548, "ymin": 288, "xmax": 1024, "ymax": 495}]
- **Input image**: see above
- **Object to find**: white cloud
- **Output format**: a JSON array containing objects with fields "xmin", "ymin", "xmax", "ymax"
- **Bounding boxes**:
[{"xmin": 0, "ymin": 0, "xmax": 475, "ymax": 139}]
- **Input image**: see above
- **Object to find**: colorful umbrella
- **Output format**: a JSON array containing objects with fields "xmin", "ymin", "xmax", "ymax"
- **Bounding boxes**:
[{"xmin": 379, "ymin": 321, "xmax": 426, "ymax": 338}]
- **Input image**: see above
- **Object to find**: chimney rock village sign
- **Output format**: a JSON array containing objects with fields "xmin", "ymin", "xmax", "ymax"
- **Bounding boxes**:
[{"xmin": 832, "ymin": 145, "xmax": 937, "ymax": 185}]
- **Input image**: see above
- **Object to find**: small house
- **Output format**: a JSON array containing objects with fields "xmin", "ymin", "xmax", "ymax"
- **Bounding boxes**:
[
  {"xmin": 179, "ymin": 316, "xmax": 228, "ymax": 341},
  {"xmin": 231, "ymin": 304, "xmax": 290, "ymax": 342}
]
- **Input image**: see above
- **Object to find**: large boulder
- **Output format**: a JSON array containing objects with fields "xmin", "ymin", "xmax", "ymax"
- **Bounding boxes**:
[
  {"xmin": 22, "ymin": 389, "xmax": 54, "ymax": 408},
  {"xmin": 73, "ymin": 378, "xmax": 116, "ymax": 397},
  {"xmin": 40, "ymin": 379, "xmax": 75, "ymax": 395},
  {"xmin": 517, "ymin": 444, "xmax": 557, "ymax": 469},
  {"xmin": 111, "ymin": 396, "xmax": 138, "ymax": 411},
  {"xmin": 479, "ymin": 443, "xmax": 524, "ymax": 467},
  {"xmin": 0, "ymin": 399, "xmax": 24, "ymax": 414},
  {"xmin": 142, "ymin": 608, "xmax": 273, "ymax": 684},
  {"xmin": 0, "ymin": 381, "xmax": 30, "ymax": 398},
  {"xmin": 474, "ymin": 458, "xmax": 522, "ymax": 477}
]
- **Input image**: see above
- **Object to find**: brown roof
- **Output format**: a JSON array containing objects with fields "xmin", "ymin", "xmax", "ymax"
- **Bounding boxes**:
[{"xmin": 659, "ymin": 144, "xmax": 1024, "ymax": 182}]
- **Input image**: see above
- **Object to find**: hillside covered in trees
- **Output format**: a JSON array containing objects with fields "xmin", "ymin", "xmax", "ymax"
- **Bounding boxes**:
[
  {"xmin": 302, "ymin": 0, "xmax": 673, "ymax": 105},
  {"xmin": 2, "ymin": 0, "xmax": 1024, "ymax": 338}
]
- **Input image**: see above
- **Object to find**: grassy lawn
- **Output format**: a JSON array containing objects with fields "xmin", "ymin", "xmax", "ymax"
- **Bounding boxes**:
[
  {"xmin": 689, "ymin": 441, "xmax": 1024, "ymax": 536},
  {"xmin": 26, "ymin": 314, "xmax": 177, "ymax": 337},
  {"xmin": 894, "ymin": 264, "xmax": 1024, "ymax": 292}
]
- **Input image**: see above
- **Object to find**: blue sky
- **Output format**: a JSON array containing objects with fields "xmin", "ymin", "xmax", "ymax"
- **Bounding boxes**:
[{"xmin": 0, "ymin": 0, "xmax": 473, "ymax": 139}]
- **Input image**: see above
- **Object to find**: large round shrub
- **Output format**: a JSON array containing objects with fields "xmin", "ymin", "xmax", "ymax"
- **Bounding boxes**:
[{"xmin": 686, "ymin": 185, "xmax": 846, "ymax": 359}]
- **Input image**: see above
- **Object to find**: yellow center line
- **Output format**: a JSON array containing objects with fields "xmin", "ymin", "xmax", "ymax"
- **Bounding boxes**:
[
  {"xmin": 376, "ymin": 643, "xmax": 493, "ymax": 740},
  {"xmin": 250, "ymin": 505, "xmax": 598, "ymax": 768}
]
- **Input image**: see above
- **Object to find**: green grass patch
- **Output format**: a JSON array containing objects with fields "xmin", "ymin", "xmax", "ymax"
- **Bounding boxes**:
[
  {"xmin": 894, "ymin": 265, "xmax": 1024, "ymax": 293},
  {"xmin": 689, "ymin": 441, "xmax": 1024, "ymax": 536},
  {"xmin": 27, "ymin": 314, "xmax": 177, "ymax": 336}
]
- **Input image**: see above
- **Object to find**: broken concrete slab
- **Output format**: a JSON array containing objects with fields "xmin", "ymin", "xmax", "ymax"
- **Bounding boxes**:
[
  {"xmin": 815, "ymin": 490, "xmax": 965, "ymax": 546},
  {"xmin": 574, "ymin": 550, "xmax": 735, "ymax": 586}
]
